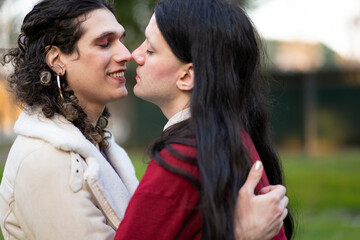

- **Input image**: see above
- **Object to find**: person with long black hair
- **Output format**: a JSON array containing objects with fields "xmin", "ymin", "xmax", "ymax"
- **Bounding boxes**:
[{"xmin": 115, "ymin": 0, "xmax": 294, "ymax": 239}]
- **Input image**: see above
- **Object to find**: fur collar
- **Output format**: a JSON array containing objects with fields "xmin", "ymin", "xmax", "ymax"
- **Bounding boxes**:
[
  {"xmin": 14, "ymin": 108, "xmax": 139, "ymax": 220},
  {"xmin": 14, "ymin": 108, "xmax": 101, "ymax": 158}
]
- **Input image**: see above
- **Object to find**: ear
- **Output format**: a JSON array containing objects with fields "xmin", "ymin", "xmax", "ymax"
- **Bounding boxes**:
[
  {"xmin": 45, "ymin": 46, "xmax": 65, "ymax": 75},
  {"xmin": 176, "ymin": 63, "xmax": 194, "ymax": 91}
]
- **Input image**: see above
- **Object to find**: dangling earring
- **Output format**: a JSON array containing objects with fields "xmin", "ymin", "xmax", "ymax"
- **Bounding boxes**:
[{"xmin": 57, "ymin": 75, "xmax": 64, "ymax": 100}]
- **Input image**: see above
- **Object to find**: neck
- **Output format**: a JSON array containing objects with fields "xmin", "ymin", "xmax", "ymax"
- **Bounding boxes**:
[
  {"xmin": 161, "ymin": 102, "xmax": 189, "ymax": 120},
  {"xmin": 82, "ymin": 104, "xmax": 105, "ymax": 127},
  {"xmin": 159, "ymin": 93, "xmax": 191, "ymax": 120}
]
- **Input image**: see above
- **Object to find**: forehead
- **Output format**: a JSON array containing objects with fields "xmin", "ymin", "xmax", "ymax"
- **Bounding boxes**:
[
  {"xmin": 80, "ymin": 8, "xmax": 125, "ymax": 38},
  {"xmin": 145, "ymin": 15, "xmax": 159, "ymax": 39}
]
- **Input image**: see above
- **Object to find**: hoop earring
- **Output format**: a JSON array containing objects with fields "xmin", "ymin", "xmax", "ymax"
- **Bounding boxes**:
[{"xmin": 57, "ymin": 75, "xmax": 64, "ymax": 100}]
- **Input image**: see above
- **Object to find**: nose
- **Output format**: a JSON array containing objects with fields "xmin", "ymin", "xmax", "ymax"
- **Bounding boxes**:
[
  {"xmin": 132, "ymin": 41, "xmax": 145, "ymax": 66},
  {"xmin": 114, "ymin": 42, "xmax": 132, "ymax": 63}
]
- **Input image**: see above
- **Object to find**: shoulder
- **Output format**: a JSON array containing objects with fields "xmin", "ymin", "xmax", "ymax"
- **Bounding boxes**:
[
  {"xmin": 153, "ymin": 141, "xmax": 199, "ymax": 182},
  {"xmin": 1, "ymin": 135, "xmax": 85, "ymax": 205},
  {"xmin": 241, "ymin": 130, "xmax": 261, "ymax": 162},
  {"xmin": 5, "ymin": 136, "xmax": 70, "ymax": 178},
  {"xmin": 15, "ymin": 137, "xmax": 71, "ymax": 181},
  {"xmin": 137, "ymin": 142, "xmax": 199, "ymax": 197},
  {"xmin": 7, "ymin": 135, "xmax": 85, "ymax": 192},
  {"xmin": 159, "ymin": 141, "xmax": 197, "ymax": 168},
  {"xmin": 15, "ymin": 135, "xmax": 70, "ymax": 164},
  {"xmin": 241, "ymin": 131, "xmax": 271, "ymax": 191}
]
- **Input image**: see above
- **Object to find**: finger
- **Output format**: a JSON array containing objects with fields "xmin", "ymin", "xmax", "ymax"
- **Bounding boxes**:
[
  {"xmin": 268, "ymin": 185, "xmax": 287, "ymax": 200},
  {"xmin": 280, "ymin": 208, "xmax": 288, "ymax": 221},
  {"xmin": 258, "ymin": 184, "xmax": 287, "ymax": 195},
  {"xmin": 277, "ymin": 220, "xmax": 284, "ymax": 233},
  {"xmin": 240, "ymin": 161, "xmax": 263, "ymax": 195},
  {"xmin": 279, "ymin": 196, "xmax": 289, "ymax": 210},
  {"xmin": 257, "ymin": 186, "xmax": 287, "ymax": 205},
  {"xmin": 258, "ymin": 186, "xmax": 272, "ymax": 194}
]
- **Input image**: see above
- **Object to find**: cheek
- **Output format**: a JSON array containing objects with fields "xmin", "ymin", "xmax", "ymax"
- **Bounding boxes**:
[
  {"xmin": 66, "ymin": 56, "xmax": 107, "ymax": 85},
  {"xmin": 76, "ymin": 49, "xmax": 109, "ymax": 73},
  {"xmin": 148, "ymin": 60, "xmax": 181, "ymax": 81},
  {"xmin": 86, "ymin": 52, "xmax": 109, "ymax": 69}
]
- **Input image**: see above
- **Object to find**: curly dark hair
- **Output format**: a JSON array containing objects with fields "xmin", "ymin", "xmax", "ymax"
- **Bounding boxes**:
[{"xmin": 1, "ymin": 0, "xmax": 116, "ymax": 149}]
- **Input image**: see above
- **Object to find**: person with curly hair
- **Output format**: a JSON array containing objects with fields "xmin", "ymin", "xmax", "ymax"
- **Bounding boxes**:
[{"xmin": 0, "ymin": 0, "xmax": 138, "ymax": 239}]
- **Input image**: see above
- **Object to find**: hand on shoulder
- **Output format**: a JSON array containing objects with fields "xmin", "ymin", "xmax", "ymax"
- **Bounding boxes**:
[{"xmin": 234, "ymin": 161, "xmax": 288, "ymax": 240}]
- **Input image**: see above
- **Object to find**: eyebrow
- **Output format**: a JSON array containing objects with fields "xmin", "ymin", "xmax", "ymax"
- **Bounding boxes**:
[{"xmin": 95, "ymin": 31, "xmax": 126, "ymax": 40}]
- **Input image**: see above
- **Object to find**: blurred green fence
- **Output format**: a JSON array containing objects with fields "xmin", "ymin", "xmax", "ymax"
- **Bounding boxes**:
[{"xmin": 271, "ymin": 70, "xmax": 360, "ymax": 150}]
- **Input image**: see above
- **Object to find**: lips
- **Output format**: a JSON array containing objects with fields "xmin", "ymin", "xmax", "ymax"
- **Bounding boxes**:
[{"xmin": 135, "ymin": 68, "xmax": 141, "ymax": 81}]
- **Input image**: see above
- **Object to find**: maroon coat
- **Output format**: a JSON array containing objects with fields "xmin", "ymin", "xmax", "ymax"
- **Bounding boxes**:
[{"xmin": 115, "ymin": 133, "xmax": 287, "ymax": 240}]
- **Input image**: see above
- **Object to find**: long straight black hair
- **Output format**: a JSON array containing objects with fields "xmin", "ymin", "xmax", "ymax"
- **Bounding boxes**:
[{"xmin": 150, "ymin": 0, "xmax": 294, "ymax": 239}]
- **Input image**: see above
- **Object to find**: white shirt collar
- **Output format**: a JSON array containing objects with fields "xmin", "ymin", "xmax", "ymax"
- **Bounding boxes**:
[{"xmin": 163, "ymin": 108, "xmax": 191, "ymax": 131}]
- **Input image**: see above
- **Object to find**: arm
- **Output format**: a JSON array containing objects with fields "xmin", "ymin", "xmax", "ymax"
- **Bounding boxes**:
[
  {"xmin": 235, "ymin": 161, "xmax": 288, "ymax": 240},
  {"xmin": 14, "ymin": 144, "xmax": 115, "ymax": 240}
]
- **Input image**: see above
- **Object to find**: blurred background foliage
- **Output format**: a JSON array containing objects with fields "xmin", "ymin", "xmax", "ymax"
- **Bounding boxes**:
[{"xmin": 0, "ymin": 0, "xmax": 359, "ymax": 239}]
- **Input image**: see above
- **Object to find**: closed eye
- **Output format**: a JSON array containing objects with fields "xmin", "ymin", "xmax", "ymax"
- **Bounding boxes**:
[
  {"xmin": 98, "ymin": 42, "xmax": 110, "ymax": 48},
  {"xmin": 96, "ymin": 38, "xmax": 110, "ymax": 48}
]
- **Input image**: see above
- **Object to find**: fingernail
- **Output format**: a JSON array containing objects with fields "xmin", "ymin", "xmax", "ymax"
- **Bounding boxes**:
[{"xmin": 254, "ymin": 161, "xmax": 262, "ymax": 171}]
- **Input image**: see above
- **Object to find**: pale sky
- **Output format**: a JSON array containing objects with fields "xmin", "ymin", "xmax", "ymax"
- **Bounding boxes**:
[
  {"xmin": 1, "ymin": 0, "xmax": 360, "ymax": 61},
  {"xmin": 0, "ymin": 0, "xmax": 38, "ymax": 21},
  {"xmin": 248, "ymin": 0, "xmax": 360, "ymax": 61},
  {"xmin": 0, "ymin": 0, "xmax": 39, "ymax": 48}
]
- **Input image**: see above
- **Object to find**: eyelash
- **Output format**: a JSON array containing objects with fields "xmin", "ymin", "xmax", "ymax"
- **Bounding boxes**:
[
  {"xmin": 98, "ymin": 42, "xmax": 110, "ymax": 48},
  {"xmin": 146, "ymin": 50, "xmax": 153, "ymax": 55},
  {"xmin": 98, "ymin": 37, "xmax": 125, "ymax": 48}
]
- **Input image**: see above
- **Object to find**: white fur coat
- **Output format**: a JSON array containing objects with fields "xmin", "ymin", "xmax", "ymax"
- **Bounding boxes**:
[{"xmin": 0, "ymin": 108, "xmax": 139, "ymax": 240}]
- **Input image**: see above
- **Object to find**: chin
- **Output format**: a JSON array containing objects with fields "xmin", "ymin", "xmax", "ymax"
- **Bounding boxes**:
[
  {"xmin": 133, "ymin": 85, "xmax": 141, "ymax": 97},
  {"xmin": 114, "ymin": 88, "xmax": 128, "ymax": 100},
  {"xmin": 133, "ymin": 88, "xmax": 146, "ymax": 100}
]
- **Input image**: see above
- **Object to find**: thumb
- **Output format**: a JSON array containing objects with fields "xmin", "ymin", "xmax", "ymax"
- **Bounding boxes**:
[{"xmin": 243, "ymin": 161, "xmax": 263, "ymax": 195}]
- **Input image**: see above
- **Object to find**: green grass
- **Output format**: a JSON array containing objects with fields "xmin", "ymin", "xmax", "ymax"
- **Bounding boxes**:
[
  {"xmin": 295, "ymin": 209, "xmax": 360, "ymax": 240},
  {"xmin": 0, "ymin": 149, "xmax": 359, "ymax": 239},
  {"xmin": 280, "ymin": 150, "xmax": 360, "ymax": 239},
  {"xmin": 127, "ymin": 148, "xmax": 150, "ymax": 180}
]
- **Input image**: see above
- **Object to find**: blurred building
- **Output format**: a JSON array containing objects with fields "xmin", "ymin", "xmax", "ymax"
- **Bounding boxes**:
[
  {"xmin": 267, "ymin": 40, "xmax": 360, "ymax": 72},
  {"xmin": 265, "ymin": 40, "xmax": 360, "ymax": 153}
]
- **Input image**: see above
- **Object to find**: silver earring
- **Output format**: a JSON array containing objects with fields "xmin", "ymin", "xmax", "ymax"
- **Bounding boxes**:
[{"xmin": 57, "ymin": 75, "xmax": 64, "ymax": 100}]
